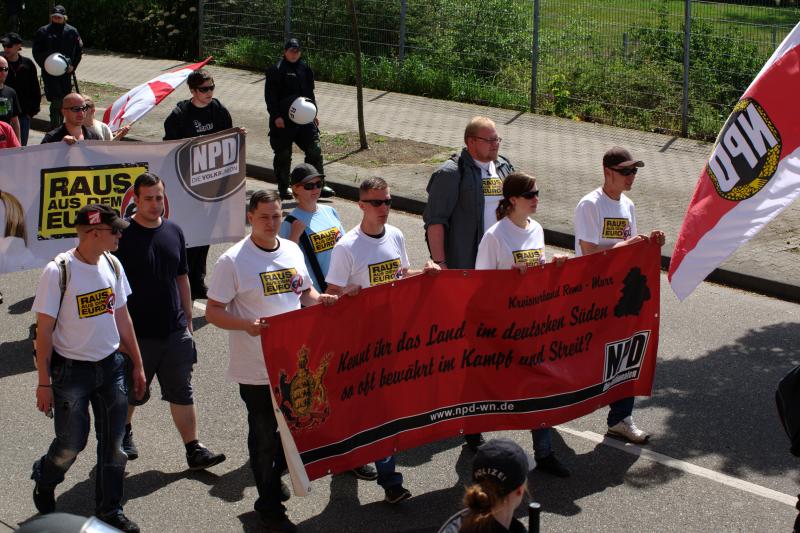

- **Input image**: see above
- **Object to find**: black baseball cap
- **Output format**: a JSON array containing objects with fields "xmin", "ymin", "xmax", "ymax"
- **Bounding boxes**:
[
  {"xmin": 472, "ymin": 438, "xmax": 529, "ymax": 494},
  {"xmin": 284, "ymin": 38, "xmax": 301, "ymax": 50},
  {"xmin": 1, "ymin": 32, "xmax": 22, "ymax": 46},
  {"xmin": 75, "ymin": 204, "xmax": 129, "ymax": 230},
  {"xmin": 603, "ymin": 146, "xmax": 644, "ymax": 169},
  {"xmin": 51, "ymin": 5, "xmax": 67, "ymax": 16},
  {"xmin": 290, "ymin": 163, "xmax": 324, "ymax": 185}
]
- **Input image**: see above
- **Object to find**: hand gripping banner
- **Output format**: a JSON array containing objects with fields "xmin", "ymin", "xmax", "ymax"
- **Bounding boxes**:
[{"xmin": 261, "ymin": 241, "xmax": 661, "ymax": 493}]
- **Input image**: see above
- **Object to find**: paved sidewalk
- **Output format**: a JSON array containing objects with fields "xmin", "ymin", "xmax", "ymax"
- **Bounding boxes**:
[{"xmin": 32, "ymin": 49, "xmax": 800, "ymax": 301}]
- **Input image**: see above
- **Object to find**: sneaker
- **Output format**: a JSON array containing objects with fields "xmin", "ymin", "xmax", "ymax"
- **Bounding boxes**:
[
  {"xmin": 260, "ymin": 510, "xmax": 297, "ymax": 532},
  {"xmin": 464, "ymin": 433, "xmax": 486, "ymax": 452},
  {"xmin": 98, "ymin": 512, "xmax": 140, "ymax": 533},
  {"xmin": 535, "ymin": 454, "xmax": 570, "ymax": 477},
  {"xmin": 320, "ymin": 185, "xmax": 336, "ymax": 198},
  {"xmin": 187, "ymin": 444, "xmax": 227, "ymax": 470},
  {"xmin": 350, "ymin": 464, "xmax": 379, "ymax": 481},
  {"xmin": 607, "ymin": 416, "xmax": 650, "ymax": 444},
  {"xmin": 32, "ymin": 482, "xmax": 55, "ymax": 514},
  {"xmin": 384, "ymin": 484, "xmax": 412, "ymax": 504},
  {"xmin": 122, "ymin": 426, "xmax": 138, "ymax": 461}
]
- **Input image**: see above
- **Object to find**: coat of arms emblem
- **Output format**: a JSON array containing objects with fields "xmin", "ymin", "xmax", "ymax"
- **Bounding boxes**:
[{"xmin": 275, "ymin": 345, "xmax": 332, "ymax": 430}]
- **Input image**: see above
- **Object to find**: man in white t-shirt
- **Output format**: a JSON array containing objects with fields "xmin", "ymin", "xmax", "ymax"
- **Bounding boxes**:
[
  {"xmin": 31, "ymin": 203, "xmax": 146, "ymax": 533},
  {"xmin": 424, "ymin": 115, "xmax": 514, "ymax": 451},
  {"xmin": 574, "ymin": 146, "xmax": 665, "ymax": 444},
  {"xmin": 326, "ymin": 176, "xmax": 439, "ymax": 504},
  {"xmin": 205, "ymin": 189, "xmax": 337, "ymax": 533}
]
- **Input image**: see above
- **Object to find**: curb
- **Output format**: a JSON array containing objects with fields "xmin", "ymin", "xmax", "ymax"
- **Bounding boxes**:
[{"xmin": 28, "ymin": 120, "xmax": 799, "ymax": 304}]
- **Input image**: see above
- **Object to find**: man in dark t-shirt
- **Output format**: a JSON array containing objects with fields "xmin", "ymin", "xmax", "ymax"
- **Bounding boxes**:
[
  {"xmin": 163, "ymin": 68, "xmax": 236, "ymax": 300},
  {"xmin": 113, "ymin": 172, "xmax": 225, "ymax": 471},
  {"xmin": 0, "ymin": 55, "xmax": 22, "ymax": 141}
]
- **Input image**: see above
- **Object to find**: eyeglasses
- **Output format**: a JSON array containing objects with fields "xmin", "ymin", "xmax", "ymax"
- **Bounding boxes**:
[
  {"xmin": 472, "ymin": 136, "xmax": 502, "ymax": 144},
  {"xmin": 611, "ymin": 167, "xmax": 638, "ymax": 176},
  {"xmin": 0, "ymin": 67, "xmax": 8, "ymax": 72},
  {"xmin": 302, "ymin": 180, "xmax": 324, "ymax": 190},
  {"xmin": 94, "ymin": 227, "xmax": 122, "ymax": 235},
  {"xmin": 63, "ymin": 105, "xmax": 89, "ymax": 112},
  {"xmin": 195, "ymin": 85, "xmax": 215, "ymax": 93},
  {"xmin": 361, "ymin": 198, "xmax": 392, "ymax": 207},
  {"xmin": 520, "ymin": 190, "xmax": 540, "ymax": 199}
]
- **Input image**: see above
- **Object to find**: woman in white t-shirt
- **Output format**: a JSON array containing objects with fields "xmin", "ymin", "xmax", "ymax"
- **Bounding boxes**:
[{"xmin": 475, "ymin": 172, "xmax": 571, "ymax": 478}]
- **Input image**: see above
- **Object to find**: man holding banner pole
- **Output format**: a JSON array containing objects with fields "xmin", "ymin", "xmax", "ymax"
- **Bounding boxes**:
[
  {"xmin": 573, "ymin": 146, "xmax": 665, "ymax": 444},
  {"xmin": 41, "ymin": 92, "xmax": 98, "ymax": 144},
  {"xmin": 326, "ymin": 176, "xmax": 440, "ymax": 504},
  {"xmin": 205, "ymin": 189, "xmax": 337, "ymax": 532}
]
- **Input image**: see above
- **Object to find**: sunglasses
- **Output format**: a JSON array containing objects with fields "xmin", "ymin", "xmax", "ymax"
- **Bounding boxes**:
[
  {"xmin": 0, "ymin": 67, "xmax": 8, "ymax": 72},
  {"xmin": 361, "ymin": 199, "xmax": 392, "ymax": 207},
  {"xmin": 94, "ymin": 227, "xmax": 122, "ymax": 235},
  {"xmin": 302, "ymin": 180, "xmax": 324, "ymax": 190},
  {"xmin": 64, "ymin": 105, "xmax": 89, "ymax": 112},
  {"xmin": 520, "ymin": 190, "xmax": 540, "ymax": 199},
  {"xmin": 195, "ymin": 85, "xmax": 215, "ymax": 93},
  {"xmin": 611, "ymin": 167, "xmax": 638, "ymax": 176}
]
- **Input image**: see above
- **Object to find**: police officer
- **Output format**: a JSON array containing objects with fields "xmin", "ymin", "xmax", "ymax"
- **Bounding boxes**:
[
  {"xmin": 32, "ymin": 4, "xmax": 82, "ymax": 129},
  {"xmin": 264, "ymin": 38, "xmax": 334, "ymax": 201}
]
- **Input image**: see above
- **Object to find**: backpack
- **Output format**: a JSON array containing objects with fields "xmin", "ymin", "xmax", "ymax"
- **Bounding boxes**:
[
  {"xmin": 32, "ymin": 251, "xmax": 122, "ymax": 360},
  {"xmin": 776, "ymin": 364, "xmax": 800, "ymax": 457}
]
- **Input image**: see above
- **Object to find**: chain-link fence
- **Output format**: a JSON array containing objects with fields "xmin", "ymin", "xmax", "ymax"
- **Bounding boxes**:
[{"xmin": 200, "ymin": 0, "xmax": 799, "ymax": 140}]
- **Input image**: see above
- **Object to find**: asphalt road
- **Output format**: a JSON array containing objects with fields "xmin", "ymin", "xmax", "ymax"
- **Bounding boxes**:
[{"xmin": 1, "ymin": 179, "xmax": 799, "ymax": 532}]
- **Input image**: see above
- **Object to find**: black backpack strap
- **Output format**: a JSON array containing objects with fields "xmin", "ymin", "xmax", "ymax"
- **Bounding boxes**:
[{"xmin": 285, "ymin": 215, "xmax": 328, "ymax": 293}]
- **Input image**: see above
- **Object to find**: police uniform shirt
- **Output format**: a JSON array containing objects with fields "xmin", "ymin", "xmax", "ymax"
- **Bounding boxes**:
[
  {"xmin": 475, "ymin": 216, "xmax": 546, "ymax": 270},
  {"xmin": 475, "ymin": 159, "xmax": 502, "ymax": 233},
  {"xmin": 207, "ymin": 236, "xmax": 311, "ymax": 386},
  {"xmin": 32, "ymin": 252, "xmax": 131, "ymax": 361},
  {"xmin": 573, "ymin": 187, "xmax": 637, "ymax": 257},
  {"xmin": 325, "ymin": 224, "xmax": 410, "ymax": 290}
]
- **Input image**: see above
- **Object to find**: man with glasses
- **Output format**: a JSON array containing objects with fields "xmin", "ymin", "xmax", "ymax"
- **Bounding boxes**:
[
  {"xmin": 0, "ymin": 55, "xmax": 22, "ymax": 142},
  {"xmin": 164, "ymin": 68, "xmax": 233, "ymax": 300},
  {"xmin": 1, "ymin": 32, "xmax": 38, "ymax": 145},
  {"xmin": 41, "ymin": 92, "xmax": 99, "ymax": 144},
  {"xmin": 31, "ymin": 203, "xmax": 146, "ymax": 532},
  {"xmin": 264, "ymin": 38, "xmax": 334, "ymax": 201},
  {"xmin": 574, "ymin": 146, "xmax": 665, "ymax": 444},
  {"xmin": 32, "ymin": 4, "xmax": 82, "ymax": 129},
  {"xmin": 423, "ymin": 115, "xmax": 514, "ymax": 451},
  {"xmin": 326, "ymin": 176, "xmax": 439, "ymax": 504}
]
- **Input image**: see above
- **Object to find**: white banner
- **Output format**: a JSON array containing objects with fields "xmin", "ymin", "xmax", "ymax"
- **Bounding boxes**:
[{"xmin": 0, "ymin": 129, "xmax": 247, "ymax": 274}]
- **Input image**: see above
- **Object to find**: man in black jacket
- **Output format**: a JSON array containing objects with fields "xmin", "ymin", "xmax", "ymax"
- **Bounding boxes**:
[
  {"xmin": 32, "ymin": 5, "xmax": 82, "ymax": 130},
  {"xmin": 2, "ymin": 32, "xmax": 41, "ymax": 145},
  {"xmin": 163, "ymin": 69, "xmax": 234, "ymax": 300},
  {"xmin": 264, "ymin": 38, "xmax": 333, "ymax": 200},
  {"xmin": 41, "ymin": 92, "xmax": 98, "ymax": 144}
]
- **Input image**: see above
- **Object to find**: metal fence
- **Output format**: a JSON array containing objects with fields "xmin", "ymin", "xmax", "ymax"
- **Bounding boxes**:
[{"xmin": 200, "ymin": 0, "xmax": 800, "ymax": 140}]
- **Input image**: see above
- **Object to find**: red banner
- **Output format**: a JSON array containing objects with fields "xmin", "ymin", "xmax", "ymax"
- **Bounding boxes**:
[{"xmin": 261, "ymin": 241, "xmax": 661, "ymax": 485}]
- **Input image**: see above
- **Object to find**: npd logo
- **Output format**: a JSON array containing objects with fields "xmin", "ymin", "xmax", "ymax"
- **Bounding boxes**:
[
  {"xmin": 707, "ymin": 98, "xmax": 780, "ymax": 202},
  {"xmin": 602, "ymin": 330, "xmax": 650, "ymax": 391},
  {"xmin": 176, "ymin": 130, "xmax": 245, "ymax": 202}
]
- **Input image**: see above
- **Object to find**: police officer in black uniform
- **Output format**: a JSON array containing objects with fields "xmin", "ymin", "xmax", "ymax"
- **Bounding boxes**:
[
  {"xmin": 264, "ymin": 38, "xmax": 334, "ymax": 200},
  {"xmin": 32, "ymin": 5, "xmax": 82, "ymax": 129}
]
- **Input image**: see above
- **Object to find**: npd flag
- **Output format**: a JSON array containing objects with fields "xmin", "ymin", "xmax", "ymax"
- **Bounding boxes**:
[{"xmin": 669, "ymin": 23, "xmax": 800, "ymax": 300}]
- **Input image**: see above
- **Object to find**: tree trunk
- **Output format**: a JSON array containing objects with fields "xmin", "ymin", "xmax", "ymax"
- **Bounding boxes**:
[{"xmin": 346, "ymin": 0, "xmax": 369, "ymax": 150}]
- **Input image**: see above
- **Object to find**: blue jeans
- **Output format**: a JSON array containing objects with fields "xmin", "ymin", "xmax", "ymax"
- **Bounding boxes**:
[
  {"xmin": 375, "ymin": 455, "xmax": 402, "ymax": 489},
  {"xmin": 532, "ymin": 428, "xmax": 552, "ymax": 459},
  {"xmin": 32, "ymin": 351, "xmax": 129, "ymax": 518},
  {"xmin": 18, "ymin": 114, "xmax": 30, "ymax": 146},
  {"xmin": 608, "ymin": 397, "xmax": 635, "ymax": 427}
]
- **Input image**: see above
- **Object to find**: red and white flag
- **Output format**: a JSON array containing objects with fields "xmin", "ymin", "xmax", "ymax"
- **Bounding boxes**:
[
  {"xmin": 669, "ymin": 23, "xmax": 800, "ymax": 300},
  {"xmin": 102, "ymin": 57, "xmax": 212, "ymax": 132}
]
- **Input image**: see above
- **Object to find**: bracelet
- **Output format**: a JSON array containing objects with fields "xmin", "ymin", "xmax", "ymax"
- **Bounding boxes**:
[{"xmin": 38, "ymin": 384, "xmax": 51, "ymax": 388}]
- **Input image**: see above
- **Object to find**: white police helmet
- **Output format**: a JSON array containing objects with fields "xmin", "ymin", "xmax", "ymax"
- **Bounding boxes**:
[
  {"xmin": 288, "ymin": 97, "xmax": 317, "ymax": 125},
  {"xmin": 44, "ymin": 53, "xmax": 69, "ymax": 76}
]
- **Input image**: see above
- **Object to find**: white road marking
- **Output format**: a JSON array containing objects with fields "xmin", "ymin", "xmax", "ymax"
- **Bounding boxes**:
[{"xmin": 557, "ymin": 425, "xmax": 797, "ymax": 507}]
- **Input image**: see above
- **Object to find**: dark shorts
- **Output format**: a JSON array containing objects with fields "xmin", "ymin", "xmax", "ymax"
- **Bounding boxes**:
[{"xmin": 128, "ymin": 329, "xmax": 196, "ymax": 406}]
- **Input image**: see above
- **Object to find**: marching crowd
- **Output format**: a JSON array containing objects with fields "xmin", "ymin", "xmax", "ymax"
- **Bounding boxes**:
[{"xmin": 2, "ymin": 6, "xmax": 668, "ymax": 533}]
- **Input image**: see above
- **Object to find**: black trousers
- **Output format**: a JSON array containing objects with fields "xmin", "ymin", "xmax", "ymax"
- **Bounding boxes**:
[
  {"xmin": 239, "ymin": 384, "xmax": 287, "ymax": 515},
  {"xmin": 186, "ymin": 245, "xmax": 210, "ymax": 297}
]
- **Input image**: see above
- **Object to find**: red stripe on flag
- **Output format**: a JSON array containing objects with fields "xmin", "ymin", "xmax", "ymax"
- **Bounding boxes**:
[
  {"xmin": 149, "ymin": 80, "xmax": 177, "ymax": 105},
  {"xmin": 669, "ymin": 45, "xmax": 800, "ymax": 279}
]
